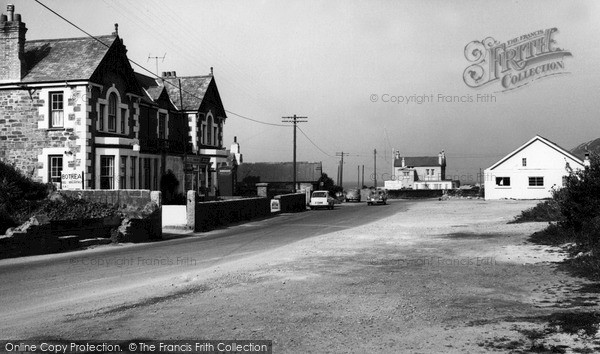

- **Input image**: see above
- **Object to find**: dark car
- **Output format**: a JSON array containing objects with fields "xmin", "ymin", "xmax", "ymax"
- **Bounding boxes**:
[
  {"xmin": 345, "ymin": 189, "xmax": 361, "ymax": 202},
  {"xmin": 367, "ymin": 189, "xmax": 388, "ymax": 205}
]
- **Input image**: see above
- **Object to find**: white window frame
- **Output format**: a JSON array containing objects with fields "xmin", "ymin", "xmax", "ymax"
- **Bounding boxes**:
[
  {"xmin": 100, "ymin": 155, "xmax": 115, "ymax": 189},
  {"xmin": 49, "ymin": 91, "xmax": 65, "ymax": 128},
  {"xmin": 97, "ymin": 85, "xmax": 129, "ymax": 135}
]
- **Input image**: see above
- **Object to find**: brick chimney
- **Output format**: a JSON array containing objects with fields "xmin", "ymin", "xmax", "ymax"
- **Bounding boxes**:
[{"xmin": 0, "ymin": 4, "xmax": 27, "ymax": 82}]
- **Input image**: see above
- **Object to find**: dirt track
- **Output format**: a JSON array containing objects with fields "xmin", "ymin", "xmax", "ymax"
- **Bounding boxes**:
[{"xmin": 10, "ymin": 199, "xmax": 600, "ymax": 353}]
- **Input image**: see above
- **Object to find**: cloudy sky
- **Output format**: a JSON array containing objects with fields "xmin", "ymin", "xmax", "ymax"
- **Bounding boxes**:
[{"xmin": 12, "ymin": 0, "xmax": 600, "ymax": 186}]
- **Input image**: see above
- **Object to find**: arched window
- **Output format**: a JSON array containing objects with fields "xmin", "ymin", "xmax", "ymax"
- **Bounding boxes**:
[
  {"xmin": 108, "ymin": 93, "xmax": 117, "ymax": 132},
  {"xmin": 207, "ymin": 115, "xmax": 213, "ymax": 146}
]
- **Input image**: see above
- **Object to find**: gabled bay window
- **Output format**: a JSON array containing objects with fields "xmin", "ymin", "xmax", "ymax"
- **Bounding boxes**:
[{"xmin": 97, "ymin": 88, "xmax": 129, "ymax": 135}]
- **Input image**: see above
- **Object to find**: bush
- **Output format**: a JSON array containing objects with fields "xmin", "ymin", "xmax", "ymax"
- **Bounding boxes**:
[
  {"xmin": 0, "ymin": 160, "xmax": 50, "ymax": 234},
  {"xmin": 554, "ymin": 154, "xmax": 600, "ymax": 232},
  {"xmin": 510, "ymin": 200, "xmax": 562, "ymax": 223},
  {"xmin": 0, "ymin": 160, "xmax": 49, "ymax": 204},
  {"xmin": 527, "ymin": 153, "xmax": 600, "ymax": 279}
]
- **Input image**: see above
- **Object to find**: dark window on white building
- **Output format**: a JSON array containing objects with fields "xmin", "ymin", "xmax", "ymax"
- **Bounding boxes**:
[
  {"xmin": 496, "ymin": 177, "xmax": 511, "ymax": 186},
  {"xmin": 529, "ymin": 176, "xmax": 544, "ymax": 187},
  {"xmin": 100, "ymin": 156, "xmax": 115, "ymax": 189},
  {"xmin": 48, "ymin": 155, "xmax": 63, "ymax": 187}
]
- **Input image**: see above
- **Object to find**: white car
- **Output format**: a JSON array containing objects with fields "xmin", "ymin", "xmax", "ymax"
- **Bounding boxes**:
[{"xmin": 309, "ymin": 190, "xmax": 334, "ymax": 210}]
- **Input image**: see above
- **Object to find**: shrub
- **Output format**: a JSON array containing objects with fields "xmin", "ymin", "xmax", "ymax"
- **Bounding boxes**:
[
  {"xmin": 554, "ymin": 153, "xmax": 600, "ymax": 232},
  {"xmin": 510, "ymin": 200, "xmax": 562, "ymax": 223},
  {"xmin": 0, "ymin": 160, "xmax": 49, "ymax": 204},
  {"xmin": 0, "ymin": 160, "xmax": 50, "ymax": 234},
  {"xmin": 160, "ymin": 170, "xmax": 180, "ymax": 204}
]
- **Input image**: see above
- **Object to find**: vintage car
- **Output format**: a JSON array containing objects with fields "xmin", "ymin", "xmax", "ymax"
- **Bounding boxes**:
[
  {"xmin": 309, "ymin": 190, "xmax": 335, "ymax": 210},
  {"xmin": 345, "ymin": 189, "xmax": 361, "ymax": 202},
  {"xmin": 367, "ymin": 188, "xmax": 388, "ymax": 205}
]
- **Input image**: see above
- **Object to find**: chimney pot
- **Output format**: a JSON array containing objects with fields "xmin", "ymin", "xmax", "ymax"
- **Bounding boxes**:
[
  {"xmin": 7, "ymin": 4, "xmax": 14, "ymax": 22},
  {"xmin": 210, "ymin": 67, "xmax": 213, "ymax": 75},
  {"xmin": 14, "ymin": 13, "xmax": 20, "ymax": 22},
  {"xmin": 0, "ymin": 14, "xmax": 7, "ymax": 23}
]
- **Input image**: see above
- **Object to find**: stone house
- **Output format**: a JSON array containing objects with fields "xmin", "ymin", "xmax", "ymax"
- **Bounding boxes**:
[
  {"xmin": 0, "ymin": 5, "xmax": 229, "ymax": 195},
  {"xmin": 162, "ymin": 70, "xmax": 228, "ymax": 194},
  {"xmin": 385, "ymin": 151, "xmax": 455, "ymax": 190}
]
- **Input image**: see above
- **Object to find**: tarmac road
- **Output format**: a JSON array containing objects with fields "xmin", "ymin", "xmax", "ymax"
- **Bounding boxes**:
[{"xmin": 0, "ymin": 199, "xmax": 407, "ymax": 337}]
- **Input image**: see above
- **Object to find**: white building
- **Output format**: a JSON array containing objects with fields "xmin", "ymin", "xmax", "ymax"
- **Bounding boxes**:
[
  {"xmin": 385, "ymin": 151, "xmax": 457, "ymax": 190},
  {"xmin": 484, "ymin": 135, "xmax": 585, "ymax": 200}
]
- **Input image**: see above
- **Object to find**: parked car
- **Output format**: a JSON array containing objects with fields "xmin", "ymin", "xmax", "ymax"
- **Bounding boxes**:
[
  {"xmin": 345, "ymin": 189, "xmax": 361, "ymax": 202},
  {"xmin": 367, "ymin": 188, "xmax": 388, "ymax": 205},
  {"xmin": 310, "ymin": 190, "xmax": 335, "ymax": 210}
]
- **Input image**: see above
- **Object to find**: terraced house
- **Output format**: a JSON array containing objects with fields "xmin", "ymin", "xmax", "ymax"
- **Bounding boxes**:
[{"xmin": 0, "ymin": 5, "xmax": 229, "ymax": 195}]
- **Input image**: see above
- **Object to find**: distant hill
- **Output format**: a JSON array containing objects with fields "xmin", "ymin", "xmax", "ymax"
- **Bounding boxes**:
[{"xmin": 571, "ymin": 138, "xmax": 600, "ymax": 160}]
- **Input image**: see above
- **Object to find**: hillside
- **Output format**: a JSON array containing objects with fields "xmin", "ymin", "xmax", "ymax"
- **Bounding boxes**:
[{"xmin": 571, "ymin": 137, "xmax": 600, "ymax": 160}]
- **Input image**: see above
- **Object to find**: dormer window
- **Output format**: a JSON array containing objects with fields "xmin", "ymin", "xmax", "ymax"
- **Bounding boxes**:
[{"xmin": 50, "ymin": 92, "xmax": 64, "ymax": 128}]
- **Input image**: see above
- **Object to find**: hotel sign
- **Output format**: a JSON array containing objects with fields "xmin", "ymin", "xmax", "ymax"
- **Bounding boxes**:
[{"xmin": 61, "ymin": 171, "xmax": 84, "ymax": 190}]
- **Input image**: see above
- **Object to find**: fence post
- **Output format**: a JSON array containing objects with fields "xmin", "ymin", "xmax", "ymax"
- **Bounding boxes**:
[{"xmin": 187, "ymin": 190, "xmax": 196, "ymax": 231}]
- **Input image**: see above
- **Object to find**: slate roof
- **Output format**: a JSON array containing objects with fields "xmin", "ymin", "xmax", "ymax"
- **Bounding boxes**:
[
  {"xmin": 134, "ymin": 72, "xmax": 165, "ymax": 104},
  {"xmin": 163, "ymin": 76, "xmax": 212, "ymax": 111},
  {"xmin": 237, "ymin": 162, "xmax": 323, "ymax": 183},
  {"xmin": 394, "ymin": 156, "xmax": 442, "ymax": 168},
  {"xmin": 22, "ymin": 35, "xmax": 117, "ymax": 83}
]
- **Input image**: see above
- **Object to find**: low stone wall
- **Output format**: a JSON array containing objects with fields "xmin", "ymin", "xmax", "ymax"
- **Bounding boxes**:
[
  {"xmin": 274, "ymin": 193, "xmax": 307, "ymax": 213},
  {"xmin": 385, "ymin": 188, "xmax": 483, "ymax": 199},
  {"xmin": 387, "ymin": 189, "xmax": 444, "ymax": 199},
  {"xmin": 59, "ymin": 189, "xmax": 157, "ymax": 208},
  {"xmin": 0, "ymin": 215, "xmax": 81, "ymax": 258},
  {"xmin": 187, "ymin": 191, "xmax": 270, "ymax": 232},
  {"xmin": 59, "ymin": 189, "xmax": 162, "ymax": 241},
  {"xmin": 1, "ymin": 190, "xmax": 163, "ymax": 259}
]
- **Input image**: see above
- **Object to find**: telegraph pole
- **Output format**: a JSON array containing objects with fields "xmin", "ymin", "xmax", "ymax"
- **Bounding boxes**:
[
  {"xmin": 336, "ymin": 152, "xmax": 350, "ymax": 189},
  {"xmin": 374, "ymin": 149, "xmax": 377, "ymax": 188},
  {"xmin": 361, "ymin": 165, "xmax": 364, "ymax": 188},
  {"xmin": 282, "ymin": 114, "xmax": 308, "ymax": 191},
  {"xmin": 357, "ymin": 165, "xmax": 360, "ymax": 189},
  {"xmin": 148, "ymin": 53, "xmax": 166, "ymax": 76}
]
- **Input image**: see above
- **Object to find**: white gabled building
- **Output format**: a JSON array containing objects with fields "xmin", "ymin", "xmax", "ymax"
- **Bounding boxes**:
[{"xmin": 484, "ymin": 135, "xmax": 585, "ymax": 200}]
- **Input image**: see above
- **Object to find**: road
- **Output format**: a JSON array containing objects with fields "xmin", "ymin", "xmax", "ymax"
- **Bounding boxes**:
[{"xmin": 0, "ymin": 200, "xmax": 407, "ymax": 337}]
